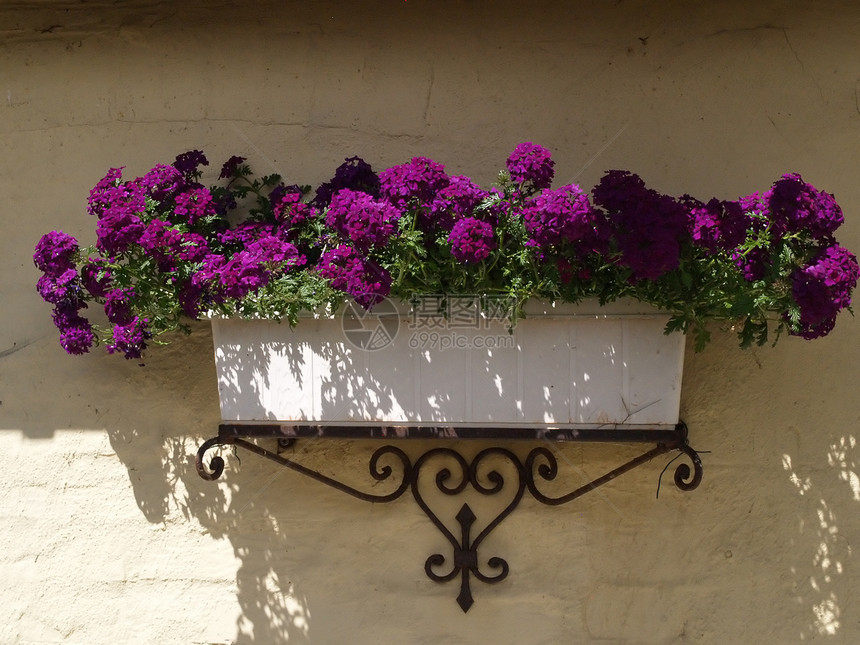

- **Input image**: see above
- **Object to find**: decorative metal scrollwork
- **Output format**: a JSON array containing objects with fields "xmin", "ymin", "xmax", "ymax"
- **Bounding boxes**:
[{"xmin": 195, "ymin": 422, "xmax": 702, "ymax": 612}]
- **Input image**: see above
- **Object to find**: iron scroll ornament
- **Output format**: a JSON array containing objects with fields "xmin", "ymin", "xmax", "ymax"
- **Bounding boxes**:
[{"xmin": 196, "ymin": 422, "xmax": 703, "ymax": 612}]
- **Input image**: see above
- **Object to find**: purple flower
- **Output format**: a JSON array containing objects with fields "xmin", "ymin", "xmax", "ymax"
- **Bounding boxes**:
[
  {"xmin": 521, "ymin": 184, "xmax": 597, "ymax": 249},
  {"xmin": 173, "ymin": 150, "xmax": 209, "ymax": 178},
  {"xmin": 178, "ymin": 281, "xmax": 205, "ymax": 318},
  {"xmin": 682, "ymin": 197, "xmax": 749, "ymax": 254},
  {"xmin": 107, "ymin": 316, "xmax": 150, "ymax": 360},
  {"xmin": 34, "ymin": 231, "xmax": 79, "ymax": 276},
  {"xmin": 97, "ymin": 209, "xmax": 145, "ymax": 256},
  {"xmin": 51, "ymin": 305, "xmax": 94, "ymax": 355},
  {"xmin": 37, "ymin": 268, "xmax": 83, "ymax": 306},
  {"xmin": 379, "ymin": 157, "xmax": 449, "ymax": 209},
  {"xmin": 448, "ymin": 217, "xmax": 497, "ymax": 264},
  {"xmin": 427, "ymin": 175, "xmax": 489, "ymax": 232},
  {"xmin": 80, "ymin": 259, "xmax": 112, "ymax": 298},
  {"xmin": 766, "ymin": 173, "xmax": 844, "ymax": 239},
  {"xmin": 212, "ymin": 234, "xmax": 303, "ymax": 300},
  {"xmin": 593, "ymin": 171, "xmax": 688, "ymax": 280},
  {"xmin": 732, "ymin": 247, "xmax": 770, "ymax": 282},
  {"xmin": 219, "ymin": 155, "xmax": 247, "ymax": 180},
  {"xmin": 790, "ymin": 244, "xmax": 859, "ymax": 339},
  {"xmin": 313, "ymin": 156, "xmax": 380, "ymax": 208},
  {"xmin": 87, "ymin": 167, "xmax": 124, "ymax": 217},
  {"xmin": 325, "ymin": 189, "xmax": 401, "ymax": 251},
  {"xmin": 139, "ymin": 164, "xmax": 186, "ymax": 201},
  {"xmin": 174, "ymin": 187, "xmax": 217, "ymax": 225},
  {"xmin": 273, "ymin": 191, "xmax": 316, "ymax": 232},
  {"xmin": 506, "ymin": 142, "xmax": 555, "ymax": 191},
  {"xmin": 317, "ymin": 245, "xmax": 392, "ymax": 309},
  {"xmin": 178, "ymin": 232, "xmax": 209, "ymax": 263},
  {"xmin": 105, "ymin": 287, "xmax": 136, "ymax": 325},
  {"xmin": 218, "ymin": 222, "xmax": 274, "ymax": 248}
]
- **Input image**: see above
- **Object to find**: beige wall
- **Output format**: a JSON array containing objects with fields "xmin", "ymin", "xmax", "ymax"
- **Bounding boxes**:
[{"xmin": 2, "ymin": 1, "xmax": 859, "ymax": 643}]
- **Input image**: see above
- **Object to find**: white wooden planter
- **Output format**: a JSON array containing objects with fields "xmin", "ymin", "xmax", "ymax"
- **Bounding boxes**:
[{"xmin": 211, "ymin": 299, "xmax": 686, "ymax": 429}]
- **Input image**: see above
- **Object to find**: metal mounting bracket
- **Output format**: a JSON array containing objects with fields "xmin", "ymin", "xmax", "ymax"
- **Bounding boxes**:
[{"xmin": 196, "ymin": 422, "xmax": 702, "ymax": 612}]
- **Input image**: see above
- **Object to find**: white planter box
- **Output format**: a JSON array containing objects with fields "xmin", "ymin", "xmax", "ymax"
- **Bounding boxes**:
[{"xmin": 211, "ymin": 300, "xmax": 685, "ymax": 429}]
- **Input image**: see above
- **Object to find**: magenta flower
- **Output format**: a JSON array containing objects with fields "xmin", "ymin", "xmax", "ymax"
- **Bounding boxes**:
[
  {"xmin": 521, "ymin": 184, "xmax": 596, "ymax": 249},
  {"xmin": 34, "ymin": 231, "xmax": 79, "ymax": 276},
  {"xmin": 790, "ymin": 244, "xmax": 859, "ymax": 339},
  {"xmin": 325, "ymin": 189, "xmax": 401, "ymax": 251},
  {"xmin": 506, "ymin": 142, "xmax": 555, "ymax": 190},
  {"xmin": 379, "ymin": 156, "xmax": 449, "ymax": 209},
  {"xmin": 448, "ymin": 217, "xmax": 497, "ymax": 264}
]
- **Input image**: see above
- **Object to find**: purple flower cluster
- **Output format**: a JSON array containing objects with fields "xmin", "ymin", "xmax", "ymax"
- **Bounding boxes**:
[
  {"xmin": 317, "ymin": 245, "xmax": 392, "ymax": 309},
  {"xmin": 173, "ymin": 150, "xmax": 209, "ymax": 179},
  {"xmin": 683, "ymin": 197, "xmax": 749, "ymax": 254},
  {"xmin": 313, "ymin": 156, "xmax": 380, "ymax": 208},
  {"xmin": 521, "ymin": 184, "xmax": 599, "ymax": 249},
  {"xmin": 197, "ymin": 233, "xmax": 304, "ymax": 301},
  {"xmin": 766, "ymin": 173, "xmax": 843, "ymax": 239},
  {"xmin": 592, "ymin": 171, "xmax": 688, "ymax": 280},
  {"xmin": 447, "ymin": 217, "xmax": 497, "ymax": 264},
  {"xmin": 428, "ymin": 175, "xmax": 490, "ymax": 231},
  {"xmin": 106, "ymin": 316, "xmax": 150, "ymax": 360},
  {"xmin": 506, "ymin": 142, "xmax": 555, "ymax": 191},
  {"xmin": 174, "ymin": 188, "xmax": 217, "ymax": 225},
  {"xmin": 34, "ymin": 231, "xmax": 94, "ymax": 355},
  {"xmin": 273, "ymin": 192, "xmax": 312, "ymax": 228},
  {"xmin": 35, "ymin": 145, "xmax": 860, "ymax": 357},
  {"xmin": 219, "ymin": 155, "xmax": 247, "ymax": 180},
  {"xmin": 790, "ymin": 244, "xmax": 859, "ymax": 339},
  {"xmin": 325, "ymin": 189, "xmax": 401, "ymax": 251},
  {"xmin": 378, "ymin": 156, "xmax": 450, "ymax": 210}
]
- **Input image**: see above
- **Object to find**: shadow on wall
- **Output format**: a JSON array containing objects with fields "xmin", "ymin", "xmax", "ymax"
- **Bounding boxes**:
[
  {"xmin": 100, "ymin": 329, "xmax": 316, "ymax": 644},
  {"xmin": 782, "ymin": 435, "xmax": 859, "ymax": 641}
]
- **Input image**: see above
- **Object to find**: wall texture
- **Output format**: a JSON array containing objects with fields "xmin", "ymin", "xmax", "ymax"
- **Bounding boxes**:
[{"xmin": 2, "ymin": 1, "xmax": 859, "ymax": 643}]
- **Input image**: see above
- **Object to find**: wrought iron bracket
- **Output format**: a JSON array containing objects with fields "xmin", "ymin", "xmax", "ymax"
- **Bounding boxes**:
[{"xmin": 196, "ymin": 422, "xmax": 702, "ymax": 612}]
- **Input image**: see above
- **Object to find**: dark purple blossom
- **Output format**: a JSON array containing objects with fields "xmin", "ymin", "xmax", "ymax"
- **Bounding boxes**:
[
  {"xmin": 766, "ymin": 173, "xmax": 844, "ymax": 239},
  {"xmin": 427, "ymin": 175, "xmax": 490, "ymax": 232},
  {"xmin": 80, "ymin": 259, "xmax": 112, "ymax": 298},
  {"xmin": 37, "ymin": 268, "xmax": 83, "ymax": 306},
  {"xmin": 173, "ymin": 150, "xmax": 209, "ymax": 178},
  {"xmin": 273, "ymin": 191, "xmax": 315, "ymax": 232},
  {"xmin": 521, "ymin": 184, "xmax": 597, "ymax": 249},
  {"xmin": 87, "ymin": 167, "xmax": 124, "ymax": 217},
  {"xmin": 593, "ymin": 170, "xmax": 688, "ymax": 280},
  {"xmin": 34, "ymin": 231, "xmax": 79, "ymax": 276},
  {"xmin": 682, "ymin": 197, "xmax": 749, "ymax": 254},
  {"xmin": 105, "ymin": 287, "xmax": 136, "ymax": 325},
  {"xmin": 174, "ymin": 187, "xmax": 217, "ymax": 225},
  {"xmin": 107, "ymin": 316, "xmax": 150, "ymax": 360},
  {"xmin": 317, "ymin": 245, "xmax": 392, "ymax": 309},
  {"xmin": 378, "ymin": 157, "xmax": 449, "ymax": 209},
  {"xmin": 790, "ymin": 244, "xmax": 859, "ymax": 339},
  {"xmin": 212, "ymin": 235, "xmax": 303, "ymax": 300},
  {"xmin": 325, "ymin": 189, "xmax": 401, "ymax": 251},
  {"xmin": 140, "ymin": 164, "xmax": 186, "ymax": 201},
  {"xmin": 219, "ymin": 155, "xmax": 247, "ymax": 179},
  {"xmin": 178, "ymin": 232, "xmax": 209, "ymax": 263},
  {"xmin": 52, "ymin": 304, "xmax": 94, "ymax": 355},
  {"xmin": 313, "ymin": 156, "xmax": 380, "ymax": 208},
  {"xmin": 218, "ymin": 222, "xmax": 275, "ymax": 247},
  {"xmin": 448, "ymin": 217, "xmax": 497, "ymax": 264},
  {"xmin": 506, "ymin": 142, "xmax": 555, "ymax": 191},
  {"xmin": 732, "ymin": 247, "xmax": 771, "ymax": 282},
  {"xmin": 178, "ymin": 281, "xmax": 205, "ymax": 318}
]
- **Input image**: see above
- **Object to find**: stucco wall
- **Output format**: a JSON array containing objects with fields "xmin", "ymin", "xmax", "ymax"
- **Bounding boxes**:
[{"xmin": 2, "ymin": 1, "xmax": 859, "ymax": 643}]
